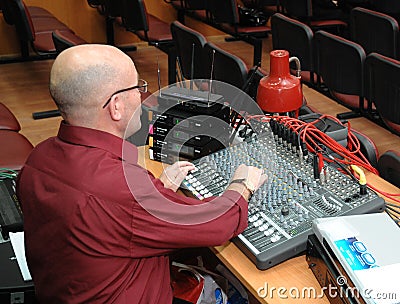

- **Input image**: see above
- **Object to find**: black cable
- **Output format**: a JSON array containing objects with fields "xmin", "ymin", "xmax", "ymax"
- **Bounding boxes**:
[
  {"xmin": 386, "ymin": 202, "xmax": 400, "ymax": 209},
  {"xmin": 386, "ymin": 204, "xmax": 400, "ymax": 216},
  {"xmin": 325, "ymin": 153, "xmax": 359, "ymax": 183}
]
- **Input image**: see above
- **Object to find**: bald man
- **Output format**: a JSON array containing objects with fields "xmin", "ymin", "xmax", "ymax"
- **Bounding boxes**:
[{"xmin": 17, "ymin": 44, "xmax": 266, "ymax": 304}]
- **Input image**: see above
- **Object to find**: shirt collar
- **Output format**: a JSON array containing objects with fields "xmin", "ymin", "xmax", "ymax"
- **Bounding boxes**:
[{"xmin": 57, "ymin": 121, "xmax": 138, "ymax": 164}]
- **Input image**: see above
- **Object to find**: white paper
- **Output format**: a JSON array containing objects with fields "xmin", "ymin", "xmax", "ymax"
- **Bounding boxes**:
[
  {"xmin": 9, "ymin": 232, "xmax": 32, "ymax": 281},
  {"xmin": 356, "ymin": 263, "xmax": 400, "ymax": 304}
]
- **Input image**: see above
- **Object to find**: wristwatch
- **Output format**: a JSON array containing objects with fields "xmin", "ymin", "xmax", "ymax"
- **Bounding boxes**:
[{"xmin": 230, "ymin": 178, "xmax": 256, "ymax": 196}]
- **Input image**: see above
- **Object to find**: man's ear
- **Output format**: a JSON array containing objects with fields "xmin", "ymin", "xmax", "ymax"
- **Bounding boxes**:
[{"xmin": 108, "ymin": 95, "xmax": 122, "ymax": 121}]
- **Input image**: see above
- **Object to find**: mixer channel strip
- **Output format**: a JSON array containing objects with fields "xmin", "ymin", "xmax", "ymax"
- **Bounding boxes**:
[{"xmin": 181, "ymin": 133, "xmax": 386, "ymax": 270}]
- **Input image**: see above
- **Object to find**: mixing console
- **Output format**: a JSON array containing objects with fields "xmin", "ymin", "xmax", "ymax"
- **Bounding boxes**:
[{"xmin": 181, "ymin": 126, "xmax": 385, "ymax": 270}]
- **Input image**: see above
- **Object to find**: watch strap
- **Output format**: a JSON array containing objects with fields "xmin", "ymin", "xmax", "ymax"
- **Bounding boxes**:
[{"xmin": 230, "ymin": 178, "xmax": 255, "ymax": 196}]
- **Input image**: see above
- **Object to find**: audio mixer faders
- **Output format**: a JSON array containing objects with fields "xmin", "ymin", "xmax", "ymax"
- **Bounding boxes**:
[{"xmin": 181, "ymin": 132, "xmax": 385, "ymax": 270}]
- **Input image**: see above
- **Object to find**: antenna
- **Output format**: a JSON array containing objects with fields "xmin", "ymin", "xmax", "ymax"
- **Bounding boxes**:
[
  {"xmin": 190, "ymin": 43, "xmax": 195, "ymax": 90},
  {"xmin": 207, "ymin": 49, "xmax": 215, "ymax": 106},
  {"xmin": 176, "ymin": 56, "xmax": 186, "ymax": 88},
  {"xmin": 157, "ymin": 55, "xmax": 162, "ymax": 96}
]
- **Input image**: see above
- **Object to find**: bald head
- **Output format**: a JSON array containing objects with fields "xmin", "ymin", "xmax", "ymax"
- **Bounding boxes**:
[{"xmin": 50, "ymin": 44, "xmax": 138, "ymax": 127}]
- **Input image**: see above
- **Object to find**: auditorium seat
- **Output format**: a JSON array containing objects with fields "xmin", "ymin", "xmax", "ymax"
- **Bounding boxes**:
[
  {"xmin": 271, "ymin": 13, "xmax": 317, "ymax": 87},
  {"xmin": 170, "ymin": 0, "xmax": 208, "ymax": 24},
  {"xmin": 279, "ymin": 0, "xmax": 347, "ymax": 35},
  {"xmin": 3, "ymin": 0, "xmax": 78, "ymax": 58},
  {"xmin": 350, "ymin": 7, "xmax": 399, "ymax": 59},
  {"xmin": 120, "ymin": 0, "xmax": 175, "ymax": 84},
  {"xmin": 314, "ymin": 30, "xmax": 367, "ymax": 119},
  {"xmin": 0, "ymin": 0, "xmax": 53, "ymax": 25},
  {"xmin": 370, "ymin": 0, "xmax": 400, "ymax": 23},
  {"xmin": 207, "ymin": 0, "xmax": 271, "ymax": 65},
  {"xmin": 378, "ymin": 150, "xmax": 400, "ymax": 187},
  {"xmin": 364, "ymin": 52, "xmax": 400, "ymax": 136},
  {"xmin": 170, "ymin": 21, "xmax": 208, "ymax": 82},
  {"xmin": 85, "ymin": 0, "xmax": 137, "ymax": 51},
  {"xmin": 0, "ymin": 131, "xmax": 33, "ymax": 171},
  {"xmin": 52, "ymin": 30, "xmax": 87, "ymax": 54},
  {"xmin": 203, "ymin": 41, "xmax": 250, "ymax": 90},
  {"xmin": 0, "ymin": 103, "xmax": 21, "ymax": 131}
]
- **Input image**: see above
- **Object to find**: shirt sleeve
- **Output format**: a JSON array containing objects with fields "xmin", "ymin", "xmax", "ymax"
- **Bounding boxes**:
[{"xmin": 125, "ymin": 164, "xmax": 248, "ymax": 258}]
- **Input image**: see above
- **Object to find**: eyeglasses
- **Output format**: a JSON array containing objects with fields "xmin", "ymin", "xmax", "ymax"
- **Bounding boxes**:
[{"xmin": 102, "ymin": 79, "xmax": 148, "ymax": 109}]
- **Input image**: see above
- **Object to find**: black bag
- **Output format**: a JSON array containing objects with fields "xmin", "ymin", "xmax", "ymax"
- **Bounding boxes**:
[{"xmin": 238, "ymin": 6, "xmax": 268, "ymax": 27}]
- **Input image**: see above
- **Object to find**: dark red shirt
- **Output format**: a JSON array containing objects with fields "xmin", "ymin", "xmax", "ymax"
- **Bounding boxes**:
[{"xmin": 17, "ymin": 122, "xmax": 248, "ymax": 304}]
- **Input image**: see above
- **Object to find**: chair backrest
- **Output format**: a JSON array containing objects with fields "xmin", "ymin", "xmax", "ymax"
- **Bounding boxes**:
[
  {"xmin": 52, "ymin": 30, "xmax": 87, "ymax": 54},
  {"xmin": 103, "ymin": 0, "xmax": 123, "ymax": 17},
  {"xmin": 7, "ymin": 0, "xmax": 35, "ymax": 43},
  {"xmin": 271, "ymin": 13, "xmax": 314, "ymax": 81},
  {"xmin": 280, "ymin": 0, "xmax": 311, "ymax": 19},
  {"xmin": 120, "ymin": 0, "xmax": 149, "ymax": 32},
  {"xmin": 378, "ymin": 150, "xmax": 400, "ymax": 187},
  {"xmin": 0, "ymin": 0, "xmax": 15, "ymax": 24},
  {"xmin": 184, "ymin": 0, "xmax": 207, "ymax": 10},
  {"xmin": 314, "ymin": 30, "xmax": 366, "ymax": 109},
  {"xmin": 350, "ymin": 7, "xmax": 399, "ymax": 59},
  {"xmin": 207, "ymin": 0, "xmax": 239, "ymax": 24},
  {"xmin": 370, "ymin": 0, "xmax": 400, "ymax": 15},
  {"xmin": 364, "ymin": 52, "xmax": 400, "ymax": 135},
  {"xmin": 170, "ymin": 21, "xmax": 208, "ymax": 80},
  {"xmin": 203, "ymin": 41, "xmax": 249, "ymax": 89},
  {"xmin": 202, "ymin": 42, "xmax": 262, "ymax": 111}
]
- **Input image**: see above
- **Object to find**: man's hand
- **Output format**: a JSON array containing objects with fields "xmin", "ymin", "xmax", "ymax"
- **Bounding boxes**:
[
  {"xmin": 160, "ymin": 161, "xmax": 196, "ymax": 192},
  {"xmin": 227, "ymin": 164, "xmax": 268, "ymax": 200}
]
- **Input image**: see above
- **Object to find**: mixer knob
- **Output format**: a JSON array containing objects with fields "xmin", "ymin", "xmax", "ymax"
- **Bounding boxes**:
[{"xmin": 281, "ymin": 206, "xmax": 289, "ymax": 216}]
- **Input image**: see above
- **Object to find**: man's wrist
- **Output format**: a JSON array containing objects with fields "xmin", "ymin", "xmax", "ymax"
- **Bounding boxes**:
[
  {"xmin": 226, "ymin": 183, "xmax": 252, "ymax": 201},
  {"xmin": 228, "ymin": 178, "xmax": 255, "ymax": 201},
  {"xmin": 230, "ymin": 178, "xmax": 255, "ymax": 194}
]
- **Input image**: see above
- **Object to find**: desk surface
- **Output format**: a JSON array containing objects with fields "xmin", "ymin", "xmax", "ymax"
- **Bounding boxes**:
[{"xmin": 137, "ymin": 146, "xmax": 400, "ymax": 304}]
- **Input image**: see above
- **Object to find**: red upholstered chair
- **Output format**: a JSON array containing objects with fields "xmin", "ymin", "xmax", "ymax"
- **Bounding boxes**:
[
  {"xmin": 370, "ymin": 0, "xmax": 400, "ymax": 23},
  {"xmin": 120, "ymin": 0, "xmax": 176, "ymax": 83},
  {"xmin": 5, "ymin": 0, "xmax": 76, "ymax": 58},
  {"xmin": 0, "ymin": 0, "xmax": 53, "ymax": 25},
  {"xmin": 0, "ymin": 131, "xmax": 33, "ymax": 171},
  {"xmin": 378, "ymin": 150, "xmax": 400, "ymax": 187},
  {"xmin": 314, "ymin": 30, "xmax": 367, "ymax": 120},
  {"xmin": 364, "ymin": 52, "xmax": 400, "ymax": 136},
  {"xmin": 120, "ymin": 0, "xmax": 173, "ymax": 48},
  {"xmin": 279, "ymin": 0, "xmax": 347, "ymax": 35},
  {"xmin": 271, "ymin": 13, "xmax": 317, "ymax": 87},
  {"xmin": 350, "ymin": 7, "xmax": 399, "ymax": 59},
  {"xmin": 170, "ymin": 21, "xmax": 208, "ymax": 81},
  {"xmin": 52, "ymin": 30, "xmax": 87, "ymax": 54},
  {"xmin": 206, "ymin": 0, "xmax": 271, "ymax": 66},
  {"xmin": 0, "ymin": 103, "xmax": 21, "ymax": 131}
]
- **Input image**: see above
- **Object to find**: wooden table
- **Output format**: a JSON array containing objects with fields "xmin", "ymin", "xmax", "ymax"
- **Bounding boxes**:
[{"xmin": 138, "ymin": 146, "xmax": 400, "ymax": 304}]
